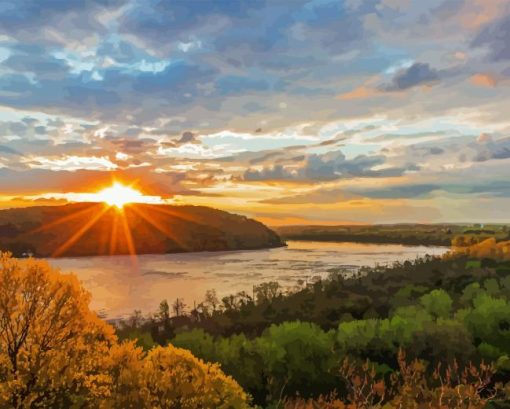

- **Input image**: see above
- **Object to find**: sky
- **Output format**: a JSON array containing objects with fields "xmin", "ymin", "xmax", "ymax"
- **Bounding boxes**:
[{"xmin": 0, "ymin": 0, "xmax": 510, "ymax": 225}]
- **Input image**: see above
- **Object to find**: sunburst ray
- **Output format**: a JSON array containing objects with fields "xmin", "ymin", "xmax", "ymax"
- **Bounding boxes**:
[{"xmin": 52, "ymin": 205, "xmax": 110, "ymax": 257}]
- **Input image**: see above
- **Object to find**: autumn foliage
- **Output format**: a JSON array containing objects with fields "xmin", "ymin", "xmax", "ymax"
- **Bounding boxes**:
[
  {"xmin": 451, "ymin": 237, "xmax": 510, "ymax": 260},
  {"xmin": 285, "ymin": 351, "xmax": 504, "ymax": 409},
  {"xmin": 0, "ymin": 253, "xmax": 250, "ymax": 408}
]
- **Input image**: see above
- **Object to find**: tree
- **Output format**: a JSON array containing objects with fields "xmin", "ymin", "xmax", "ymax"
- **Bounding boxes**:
[
  {"xmin": 255, "ymin": 321, "xmax": 337, "ymax": 400},
  {"xmin": 0, "ymin": 253, "xmax": 250, "ymax": 408},
  {"xmin": 204, "ymin": 289, "xmax": 220, "ymax": 313},
  {"xmin": 172, "ymin": 298, "xmax": 187, "ymax": 317},
  {"xmin": 254, "ymin": 281, "xmax": 281, "ymax": 304},
  {"xmin": 0, "ymin": 252, "xmax": 115, "ymax": 408},
  {"xmin": 105, "ymin": 343, "xmax": 251, "ymax": 409},
  {"xmin": 158, "ymin": 299, "xmax": 170, "ymax": 322},
  {"xmin": 129, "ymin": 309, "xmax": 143, "ymax": 328},
  {"xmin": 420, "ymin": 289, "xmax": 452, "ymax": 320}
]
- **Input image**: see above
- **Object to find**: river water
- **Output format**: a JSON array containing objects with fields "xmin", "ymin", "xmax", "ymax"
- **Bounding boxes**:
[{"xmin": 48, "ymin": 241, "xmax": 448, "ymax": 319}]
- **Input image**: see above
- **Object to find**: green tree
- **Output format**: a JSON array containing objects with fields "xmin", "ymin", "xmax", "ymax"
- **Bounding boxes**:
[{"xmin": 420, "ymin": 289, "xmax": 453, "ymax": 319}]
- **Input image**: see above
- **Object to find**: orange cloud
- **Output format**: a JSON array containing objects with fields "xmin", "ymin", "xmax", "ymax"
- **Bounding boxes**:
[
  {"xmin": 470, "ymin": 73, "xmax": 497, "ymax": 88},
  {"xmin": 337, "ymin": 86, "xmax": 380, "ymax": 100}
]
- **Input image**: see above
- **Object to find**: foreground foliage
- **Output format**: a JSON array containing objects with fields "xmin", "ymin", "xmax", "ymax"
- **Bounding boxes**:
[
  {"xmin": 285, "ymin": 351, "xmax": 507, "ymax": 409},
  {"xmin": 119, "ymin": 239, "xmax": 510, "ymax": 406},
  {"xmin": 0, "ymin": 253, "xmax": 250, "ymax": 408}
]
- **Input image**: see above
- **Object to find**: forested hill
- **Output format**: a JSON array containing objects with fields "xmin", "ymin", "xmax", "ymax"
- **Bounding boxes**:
[{"xmin": 0, "ymin": 203, "xmax": 284, "ymax": 257}]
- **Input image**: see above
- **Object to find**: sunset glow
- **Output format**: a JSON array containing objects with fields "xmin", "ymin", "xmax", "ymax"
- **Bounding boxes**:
[
  {"xmin": 95, "ymin": 183, "xmax": 146, "ymax": 208},
  {"xmin": 0, "ymin": 0, "xmax": 509, "ymax": 225}
]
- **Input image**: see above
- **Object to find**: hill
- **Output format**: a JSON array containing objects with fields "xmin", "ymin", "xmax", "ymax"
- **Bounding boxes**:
[{"xmin": 0, "ymin": 203, "xmax": 284, "ymax": 257}]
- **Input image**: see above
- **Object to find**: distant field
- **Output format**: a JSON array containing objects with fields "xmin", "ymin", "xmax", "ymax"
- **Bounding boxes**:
[{"xmin": 274, "ymin": 223, "xmax": 510, "ymax": 246}]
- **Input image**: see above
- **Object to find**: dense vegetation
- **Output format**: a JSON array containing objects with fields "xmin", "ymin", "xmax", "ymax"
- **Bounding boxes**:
[
  {"xmin": 3, "ymin": 238, "xmax": 510, "ymax": 407},
  {"xmin": 117, "ymin": 239, "xmax": 510, "ymax": 407},
  {"xmin": 275, "ymin": 223, "xmax": 510, "ymax": 246},
  {"xmin": 0, "ymin": 253, "xmax": 249, "ymax": 408},
  {"xmin": 0, "ymin": 203, "xmax": 283, "ymax": 257}
]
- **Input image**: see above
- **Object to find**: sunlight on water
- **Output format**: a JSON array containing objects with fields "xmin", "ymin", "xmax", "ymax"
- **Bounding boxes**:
[{"xmin": 49, "ymin": 241, "xmax": 448, "ymax": 319}]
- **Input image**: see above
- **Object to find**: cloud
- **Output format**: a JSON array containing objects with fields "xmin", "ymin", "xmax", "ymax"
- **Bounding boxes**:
[
  {"xmin": 0, "ymin": 145, "xmax": 22, "ymax": 156},
  {"xmin": 0, "ymin": 0, "xmax": 125, "ymax": 45},
  {"xmin": 473, "ymin": 137, "xmax": 510, "ymax": 162},
  {"xmin": 178, "ymin": 131, "xmax": 198, "ymax": 144},
  {"xmin": 2, "ymin": 44, "xmax": 70, "ymax": 80},
  {"xmin": 26, "ymin": 155, "xmax": 118, "ymax": 171},
  {"xmin": 350, "ymin": 181, "xmax": 510, "ymax": 199},
  {"xmin": 351, "ymin": 184, "xmax": 439, "ymax": 199},
  {"xmin": 472, "ymin": 15, "xmax": 510, "ymax": 61},
  {"xmin": 244, "ymin": 165, "xmax": 293, "ymax": 181},
  {"xmin": 337, "ymin": 85, "xmax": 381, "ymax": 100},
  {"xmin": 470, "ymin": 73, "xmax": 498, "ymax": 87},
  {"xmin": 160, "ymin": 131, "xmax": 200, "ymax": 148},
  {"xmin": 0, "ymin": 0, "xmax": 510, "ymax": 222},
  {"xmin": 381, "ymin": 62, "xmax": 440, "ymax": 91},
  {"xmin": 243, "ymin": 150, "xmax": 409, "ymax": 181},
  {"xmin": 261, "ymin": 189, "xmax": 359, "ymax": 204},
  {"xmin": 0, "ymin": 167, "xmax": 193, "ymax": 197}
]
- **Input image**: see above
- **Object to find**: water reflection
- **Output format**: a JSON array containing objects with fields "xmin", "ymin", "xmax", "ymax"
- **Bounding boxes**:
[{"xmin": 49, "ymin": 241, "xmax": 448, "ymax": 319}]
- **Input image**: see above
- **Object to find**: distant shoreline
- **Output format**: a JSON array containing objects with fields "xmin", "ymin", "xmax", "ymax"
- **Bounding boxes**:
[
  {"xmin": 276, "ymin": 234, "xmax": 450, "ymax": 246},
  {"xmin": 274, "ymin": 223, "xmax": 509, "ymax": 247}
]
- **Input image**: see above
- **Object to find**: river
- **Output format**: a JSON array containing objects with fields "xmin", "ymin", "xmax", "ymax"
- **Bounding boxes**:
[{"xmin": 48, "ymin": 241, "xmax": 448, "ymax": 319}]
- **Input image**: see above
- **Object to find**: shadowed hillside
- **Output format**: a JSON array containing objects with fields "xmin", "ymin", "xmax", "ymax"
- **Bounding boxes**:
[{"xmin": 0, "ymin": 203, "xmax": 284, "ymax": 257}]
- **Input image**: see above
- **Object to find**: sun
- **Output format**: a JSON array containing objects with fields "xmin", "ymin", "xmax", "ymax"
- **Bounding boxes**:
[{"xmin": 96, "ymin": 183, "xmax": 145, "ymax": 209}]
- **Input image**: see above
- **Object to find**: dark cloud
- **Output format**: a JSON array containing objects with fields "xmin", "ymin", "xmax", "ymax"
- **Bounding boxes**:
[
  {"xmin": 2, "ymin": 44, "xmax": 70, "ymax": 80},
  {"xmin": 244, "ymin": 165, "xmax": 292, "ymax": 181},
  {"xmin": 107, "ymin": 137, "xmax": 157, "ymax": 154},
  {"xmin": 352, "ymin": 184, "xmax": 439, "ymax": 199},
  {"xmin": 120, "ymin": 0, "xmax": 267, "ymax": 53},
  {"xmin": 0, "ymin": 61, "xmax": 217, "ymax": 122},
  {"xmin": 160, "ymin": 131, "xmax": 201, "ymax": 149},
  {"xmin": 0, "ymin": 145, "xmax": 22, "ymax": 156},
  {"xmin": 119, "ymin": 0, "xmax": 369, "ymax": 56},
  {"xmin": 350, "ymin": 181, "xmax": 510, "ymax": 199},
  {"xmin": 0, "ymin": 0, "xmax": 126, "ymax": 43},
  {"xmin": 382, "ymin": 62, "xmax": 440, "ymax": 91},
  {"xmin": 472, "ymin": 15, "xmax": 510, "ymax": 61},
  {"xmin": 178, "ymin": 131, "xmax": 197, "ymax": 144},
  {"xmin": 244, "ymin": 150, "xmax": 408, "ymax": 181},
  {"xmin": 473, "ymin": 137, "xmax": 510, "ymax": 162}
]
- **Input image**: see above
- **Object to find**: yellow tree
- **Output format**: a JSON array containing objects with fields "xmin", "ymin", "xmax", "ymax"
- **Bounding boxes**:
[
  {"xmin": 103, "ymin": 342, "xmax": 251, "ymax": 409},
  {"xmin": 0, "ymin": 252, "xmax": 115, "ymax": 408},
  {"xmin": 0, "ymin": 252, "xmax": 252, "ymax": 408}
]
